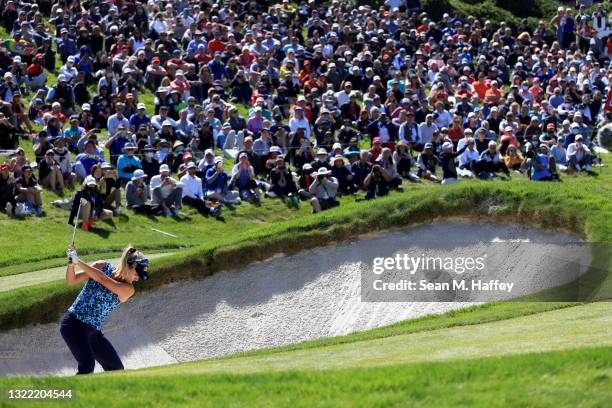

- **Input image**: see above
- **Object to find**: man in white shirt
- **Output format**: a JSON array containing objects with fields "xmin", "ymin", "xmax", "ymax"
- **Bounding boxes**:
[
  {"xmin": 566, "ymin": 135, "xmax": 593, "ymax": 172},
  {"xmin": 179, "ymin": 162, "xmax": 220, "ymax": 217},
  {"xmin": 458, "ymin": 137, "xmax": 480, "ymax": 173},
  {"xmin": 289, "ymin": 107, "xmax": 311, "ymax": 138},
  {"xmin": 433, "ymin": 101, "xmax": 452, "ymax": 129},
  {"xmin": 335, "ymin": 82, "xmax": 353, "ymax": 107},
  {"xmin": 418, "ymin": 114, "xmax": 438, "ymax": 145},
  {"xmin": 150, "ymin": 164, "xmax": 183, "ymax": 216}
]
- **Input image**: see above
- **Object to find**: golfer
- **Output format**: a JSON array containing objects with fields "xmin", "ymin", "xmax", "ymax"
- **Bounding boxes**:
[{"xmin": 60, "ymin": 245, "xmax": 149, "ymax": 374}]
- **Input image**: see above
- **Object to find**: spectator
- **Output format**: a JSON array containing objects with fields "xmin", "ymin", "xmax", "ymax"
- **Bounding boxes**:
[
  {"xmin": 566, "ymin": 135, "xmax": 593, "ymax": 173},
  {"xmin": 116, "ymin": 142, "xmax": 142, "ymax": 185},
  {"xmin": 230, "ymin": 153, "xmax": 262, "ymax": 202},
  {"xmin": 205, "ymin": 157, "xmax": 241, "ymax": 205},
  {"xmin": 126, "ymin": 169, "xmax": 157, "ymax": 215},
  {"xmin": 477, "ymin": 141, "xmax": 511, "ymax": 179},
  {"xmin": 0, "ymin": 163, "xmax": 17, "ymax": 216},
  {"xmin": 68, "ymin": 175, "xmax": 113, "ymax": 230},
  {"xmin": 416, "ymin": 143, "xmax": 440, "ymax": 182},
  {"xmin": 150, "ymin": 164, "xmax": 183, "ymax": 217},
  {"xmin": 38, "ymin": 148, "xmax": 64, "ymax": 194},
  {"xmin": 180, "ymin": 162, "xmax": 220, "ymax": 217},
  {"xmin": 309, "ymin": 167, "xmax": 339, "ymax": 213},
  {"xmin": 15, "ymin": 165, "xmax": 43, "ymax": 217}
]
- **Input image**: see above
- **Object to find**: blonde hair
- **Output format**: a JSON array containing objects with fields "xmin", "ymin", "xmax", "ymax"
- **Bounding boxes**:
[{"xmin": 114, "ymin": 245, "xmax": 145, "ymax": 281}]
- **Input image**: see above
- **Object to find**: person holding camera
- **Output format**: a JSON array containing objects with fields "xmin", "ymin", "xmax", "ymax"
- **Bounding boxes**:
[
  {"xmin": 96, "ymin": 163, "xmax": 122, "ymax": 216},
  {"xmin": 363, "ymin": 163, "xmax": 391, "ymax": 200},
  {"xmin": 61, "ymin": 245, "xmax": 149, "ymax": 374},
  {"xmin": 126, "ymin": 169, "xmax": 157, "ymax": 215},
  {"xmin": 524, "ymin": 144, "xmax": 556, "ymax": 181},
  {"xmin": 205, "ymin": 157, "xmax": 241, "ymax": 205},
  {"xmin": 150, "ymin": 164, "xmax": 184, "ymax": 217},
  {"xmin": 566, "ymin": 134, "xmax": 593, "ymax": 173},
  {"xmin": 309, "ymin": 167, "xmax": 339, "ymax": 213},
  {"xmin": 39, "ymin": 148, "xmax": 64, "ymax": 194},
  {"xmin": 69, "ymin": 176, "xmax": 113, "ymax": 230},
  {"xmin": 230, "ymin": 152, "xmax": 262, "ymax": 202},
  {"xmin": 267, "ymin": 155, "xmax": 298, "ymax": 204},
  {"xmin": 104, "ymin": 124, "xmax": 131, "ymax": 167}
]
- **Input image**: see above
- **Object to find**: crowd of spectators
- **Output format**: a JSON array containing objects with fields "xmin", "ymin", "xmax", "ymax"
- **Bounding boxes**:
[{"xmin": 0, "ymin": 0, "xmax": 610, "ymax": 224}]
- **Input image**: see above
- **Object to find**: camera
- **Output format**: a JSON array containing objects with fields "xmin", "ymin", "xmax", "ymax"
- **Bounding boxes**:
[{"xmin": 317, "ymin": 174, "xmax": 325, "ymax": 181}]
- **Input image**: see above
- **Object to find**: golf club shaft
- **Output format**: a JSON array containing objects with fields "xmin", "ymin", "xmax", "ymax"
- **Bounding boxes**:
[{"xmin": 71, "ymin": 202, "xmax": 81, "ymax": 246}]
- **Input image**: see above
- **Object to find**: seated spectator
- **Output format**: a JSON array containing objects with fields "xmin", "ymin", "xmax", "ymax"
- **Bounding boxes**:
[
  {"xmin": 527, "ymin": 144, "xmax": 556, "ymax": 181},
  {"xmin": 503, "ymin": 145, "xmax": 525, "ymax": 172},
  {"xmin": 309, "ymin": 167, "xmax": 339, "ymax": 213},
  {"xmin": 74, "ymin": 140, "xmax": 102, "ymax": 181},
  {"xmin": 393, "ymin": 141, "xmax": 414, "ymax": 179},
  {"xmin": 117, "ymin": 142, "xmax": 142, "ymax": 185},
  {"xmin": 68, "ymin": 175, "xmax": 113, "ymax": 230},
  {"xmin": 458, "ymin": 137, "xmax": 480, "ymax": 174},
  {"xmin": 150, "ymin": 164, "xmax": 184, "ymax": 217},
  {"xmin": 104, "ymin": 124, "xmax": 131, "ymax": 166},
  {"xmin": 0, "ymin": 164, "xmax": 17, "ymax": 217},
  {"xmin": 351, "ymin": 150, "xmax": 373, "ymax": 190},
  {"xmin": 439, "ymin": 142, "xmax": 468, "ymax": 185},
  {"xmin": 330, "ymin": 155, "xmax": 355, "ymax": 195},
  {"xmin": 230, "ymin": 153, "xmax": 262, "ymax": 202},
  {"xmin": 477, "ymin": 141, "xmax": 511, "ymax": 179},
  {"xmin": 126, "ymin": 169, "xmax": 158, "ymax": 215},
  {"xmin": 15, "ymin": 165, "xmax": 43, "ymax": 217},
  {"xmin": 38, "ymin": 149, "xmax": 64, "ymax": 194},
  {"xmin": 180, "ymin": 162, "xmax": 220, "ymax": 217},
  {"xmin": 205, "ymin": 157, "xmax": 241, "ymax": 205},
  {"xmin": 551, "ymin": 137, "xmax": 568, "ymax": 172},
  {"xmin": 51, "ymin": 137, "xmax": 73, "ymax": 190},
  {"xmin": 312, "ymin": 148, "xmax": 330, "ymax": 172},
  {"xmin": 416, "ymin": 143, "xmax": 441, "ymax": 182},
  {"xmin": 376, "ymin": 148, "xmax": 403, "ymax": 189},
  {"xmin": 267, "ymin": 155, "xmax": 298, "ymax": 204},
  {"xmin": 141, "ymin": 145, "xmax": 160, "ymax": 181},
  {"xmin": 364, "ymin": 164, "xmax": 390, "ymax": 200},
  {"xmin": 95, "ymin": 163, "xmax": 122, "ymax": 215},
  {"xmin": 298, "ymin": 163, "xmax": 316, "ymax": 200},
  {"xmin": 566, "ymin": 135, "xmax": 593, "ymax": 173}
]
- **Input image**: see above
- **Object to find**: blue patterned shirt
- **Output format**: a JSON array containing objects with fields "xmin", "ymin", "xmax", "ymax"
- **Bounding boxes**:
[{"xmin": 68, "ymin": 264, "xmax": 121, "ymax": 331}]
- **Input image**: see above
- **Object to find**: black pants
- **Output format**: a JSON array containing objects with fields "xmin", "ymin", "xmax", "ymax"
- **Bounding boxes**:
[
  {"xmin": 0, "ymin": 187, "xmax": 16, "ymax": 214},
  {"xmin": 182, "ymin": 196, "xmax": 213, "ymax": 215},
  {"xmin": 60, "ymin": 312, "xmax": 124, "ymax": 375}
]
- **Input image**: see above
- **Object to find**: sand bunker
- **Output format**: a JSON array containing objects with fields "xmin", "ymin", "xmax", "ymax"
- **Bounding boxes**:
[{"xmin": 0, "ymin": 220, "xmax": 591, "ymax": 376}]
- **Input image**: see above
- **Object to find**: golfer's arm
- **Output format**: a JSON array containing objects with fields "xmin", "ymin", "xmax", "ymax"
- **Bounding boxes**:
[
  {"xmin": 66, "ymin": 263, "xmax": 88, "ymax": 285},
  {"xmin": 77, "ymin": 261, "xmax": 135, "ymax": 302}
]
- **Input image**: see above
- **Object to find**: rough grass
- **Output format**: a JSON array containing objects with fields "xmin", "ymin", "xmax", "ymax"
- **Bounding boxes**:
[{"xmin": 1, "ymin": 346, "xmax": 610, "ymax": 407}]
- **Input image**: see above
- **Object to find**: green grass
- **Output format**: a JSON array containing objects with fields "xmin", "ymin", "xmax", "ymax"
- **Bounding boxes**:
[{"xmin": 1, "ymin": 346, "xmax": 610, "ymax": 407}]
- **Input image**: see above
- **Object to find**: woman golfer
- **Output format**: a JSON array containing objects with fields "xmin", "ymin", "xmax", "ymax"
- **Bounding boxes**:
[{"xmin": 60, "ymin": 245, "xmax": 149, "ymax": 374}]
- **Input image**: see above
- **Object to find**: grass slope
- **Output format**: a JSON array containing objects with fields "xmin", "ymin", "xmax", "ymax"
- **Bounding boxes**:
[{"xmin": 1, "ymin": 347, "xmax": 610, "ymax": 407}]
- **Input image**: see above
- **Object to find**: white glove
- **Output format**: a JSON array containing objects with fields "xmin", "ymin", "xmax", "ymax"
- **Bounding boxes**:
[{"xmin": 67, "ymin": 249, "xmax": 79, "ymax": 265}]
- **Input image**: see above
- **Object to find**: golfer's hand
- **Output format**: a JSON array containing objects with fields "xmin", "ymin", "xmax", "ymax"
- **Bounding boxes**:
[{"xmin": 67, "ymin": 246, "xmax": 79, "ymax": 264}]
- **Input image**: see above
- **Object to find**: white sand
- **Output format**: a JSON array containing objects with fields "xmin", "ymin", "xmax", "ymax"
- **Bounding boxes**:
[{"xmin": 0, "ymin": 220, "xmax": 591, "ymax": 376}]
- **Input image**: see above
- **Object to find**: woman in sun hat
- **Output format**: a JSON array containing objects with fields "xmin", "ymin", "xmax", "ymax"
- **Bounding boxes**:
[
  {"xmin": 309, "ymin": 166, "xmax": 339, "ymax": 213},
  {"xmin": 62, "ymin": 243, "xmax": 149, "ymax": 374}
]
